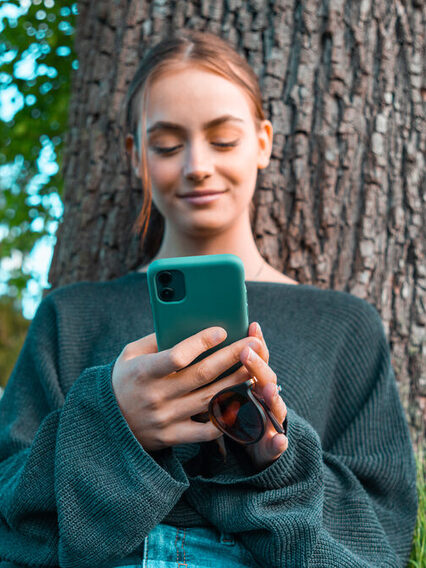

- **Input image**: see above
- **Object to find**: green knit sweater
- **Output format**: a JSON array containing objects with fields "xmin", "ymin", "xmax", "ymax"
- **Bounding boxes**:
[{"xmin": 0, "ymin": 273, "xmax": 417, "ymax": 567}]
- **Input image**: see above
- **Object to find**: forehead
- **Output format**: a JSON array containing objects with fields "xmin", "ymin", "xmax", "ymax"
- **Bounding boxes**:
[{"xmin": 143, "ymin": 66, "xmax": 255, "ymax": 127}]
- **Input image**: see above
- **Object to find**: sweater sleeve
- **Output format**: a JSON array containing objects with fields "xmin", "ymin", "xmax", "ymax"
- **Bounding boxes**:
[
  {"xmin": 0, "ymin": 295, "xmax": 189, "ymax": 568},
  {"xmin": 183, "ymin": 302, "xmax": 418, "ymax": 568}
]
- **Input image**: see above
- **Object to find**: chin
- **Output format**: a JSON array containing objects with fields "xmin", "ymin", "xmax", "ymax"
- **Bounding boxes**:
[{"xmin": 180, "ymin": 217, "xmax": 232, "ymax": 237}]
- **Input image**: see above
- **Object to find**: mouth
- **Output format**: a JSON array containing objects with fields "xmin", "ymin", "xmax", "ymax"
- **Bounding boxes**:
[
  {"xmin": 178, "ymin": 190, "xmax": 227, "ymax": 198},
  {"xmin": 178, "ymin": 190, "xmax": 227, "ymax": 205}
]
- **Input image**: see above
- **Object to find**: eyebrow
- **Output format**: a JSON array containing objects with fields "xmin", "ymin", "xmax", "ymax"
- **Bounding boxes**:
[{"xmin": 147, "ymin": 114, "xmax": 245, "ymax": 135}]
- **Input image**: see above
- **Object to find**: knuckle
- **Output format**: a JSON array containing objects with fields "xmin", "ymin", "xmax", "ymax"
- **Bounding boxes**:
[
  {"xmin": 152, "ymin": 428, "xmax": 167, "ymax": 447},
  {"xmin": 129, "ymin": 359, "xmax": 145, "ymax": 381},
  {"xmin": 150, "ymin": 409, "xmax": 169, "ymax": 429},
  {"xmin": 194, "ymin": 362, "xmax": 211, "ymax": 386},
  {"xmin": 201, "ymin": 328, "xmax": 223, "ymax": 352},
  {"xmin": 198, "ymin": 388, "xmax": 214, "ymax": 409},
  {"xmin": 205, "ymin": 425, "xmax": 223, "ymax": 441},
  {"xmin": 201, "ymin": 333, "xmax": 215, "ymax": 352},
  {"xmin": 121, "ymin": 343, "xmax": 134, "ymax": 359},
  {"xmin": 157, "ymin": 427, "xmax": 174, "ymax": 448},
  {"xmin": 168, "ymin": 347, "xmax": 187, "ymax": 370},
  {"xmin": 236, "ymin": 365, "xmax": 251, "ymax": 380},
  {"xmin": 246, "ymin": 336, "xmax": 261, "ymax": 350},
  {"xmin": 218, "ymin": 373, "xmax": 245, "ymax": 392},
  {"xmin": 144, "ymin": 389, "xmax": 163, "ymax": 411},
  {"xmin": 232, "ymin": 343, "xmax": 245, "ymax": 361}
]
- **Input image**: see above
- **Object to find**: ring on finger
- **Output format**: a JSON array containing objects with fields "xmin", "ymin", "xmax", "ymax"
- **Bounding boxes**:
[{"xmin": 250, "ymin": 377, "xmax": 281, "ymax": 394}]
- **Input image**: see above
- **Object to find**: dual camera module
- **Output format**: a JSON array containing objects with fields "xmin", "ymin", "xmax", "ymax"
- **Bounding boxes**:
[{"xmin": 156, "ymin": 270, "xmax": 185, "ymax": 302}]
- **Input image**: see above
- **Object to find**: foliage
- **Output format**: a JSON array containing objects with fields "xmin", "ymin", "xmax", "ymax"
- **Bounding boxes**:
[
  {"xmin": 0, "ymin": 0, "xmax": 77, "ymax": 304},
  {"xmin": 408, "ymin": 447, "xmax": 425, "ymax": 567},
  {"xmin": 0, "ymin": 294, "xmax": 30, "ymax": 387}
]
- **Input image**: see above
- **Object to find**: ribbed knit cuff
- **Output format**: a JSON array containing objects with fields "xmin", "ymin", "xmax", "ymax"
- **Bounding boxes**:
[
  {"xmin": 188, "ymin": 408, "xmax": 323, "ymax": 490},
  {"xmin": 55, "ymin": 363, "xmax": 192, "ymax": 566},
  {"xmin": 97, "ymin": 361, "xmax": 189, "ymax": 488}
]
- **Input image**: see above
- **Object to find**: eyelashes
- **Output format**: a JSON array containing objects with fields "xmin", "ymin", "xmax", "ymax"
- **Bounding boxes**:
[{"xmin": 151, "ymin": 141, "xmax": 239, "ymax": 155}]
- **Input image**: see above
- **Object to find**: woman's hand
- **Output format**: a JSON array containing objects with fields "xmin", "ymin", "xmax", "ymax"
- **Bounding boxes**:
[
  {"xmin": 111, "ymin": 327, "xmax": 263, "ymax": 452},
  {"xmin": 240, "ymin": 322, "xmax": 288, "ymax": 471}
]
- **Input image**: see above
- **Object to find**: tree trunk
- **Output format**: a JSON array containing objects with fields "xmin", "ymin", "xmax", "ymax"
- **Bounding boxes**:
[{"xmin": 48, "ymin": 0, "xmax": 425, "ymax": 449}]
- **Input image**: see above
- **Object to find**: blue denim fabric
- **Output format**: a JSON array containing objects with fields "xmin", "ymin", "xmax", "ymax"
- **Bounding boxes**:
[{"xmin": 107, "ymin": 523, "xmax": 259, "ymax": 567}]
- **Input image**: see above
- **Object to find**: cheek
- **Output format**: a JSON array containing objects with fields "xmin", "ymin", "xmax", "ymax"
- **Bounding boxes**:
[
  {"xmin": 225, "ymin": 147, "xmax": 259, "ymax": 189},
  {"xmin": 148, "ymin": 155, "xmax": 180, "ymax": 187}
]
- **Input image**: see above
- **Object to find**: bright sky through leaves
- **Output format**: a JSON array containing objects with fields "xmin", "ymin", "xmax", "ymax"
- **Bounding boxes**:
[{"xmin": 0, "ymin": 0, "xmax": 76, "ymax": 318}]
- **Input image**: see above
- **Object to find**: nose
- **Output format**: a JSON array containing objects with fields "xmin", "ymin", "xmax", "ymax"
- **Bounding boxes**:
[{"xmin": 183, "ymin": 139, "xmax": 214, "ymax": 182}]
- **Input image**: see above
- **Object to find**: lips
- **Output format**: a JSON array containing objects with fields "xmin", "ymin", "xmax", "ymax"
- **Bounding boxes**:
[{"xmin": 179, "ymin": 190, "xmax": 226, "ymax": 197}]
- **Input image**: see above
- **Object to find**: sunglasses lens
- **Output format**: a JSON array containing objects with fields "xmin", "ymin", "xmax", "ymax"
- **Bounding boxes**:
[{"xmin": 210, "ymin": 390, "xmax": 263, "ymax": 443}]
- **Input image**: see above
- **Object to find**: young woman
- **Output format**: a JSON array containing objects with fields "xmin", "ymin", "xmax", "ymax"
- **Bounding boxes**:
[{"xmin": 0, "ymin": 30, "xmax": 417, "ymax": 568}]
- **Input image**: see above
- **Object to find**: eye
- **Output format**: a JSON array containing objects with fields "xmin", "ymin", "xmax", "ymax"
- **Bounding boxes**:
[
  {"xmin": 152, "ymin": 145, "xmax": 182, "ymax": 155},
  {"xmin": 213, "ymin": 141, "xmax": 239, "ymax": 148},
  {"xmin": 152, "ymin": 140, "xmax": 239, "ymax": 156}
]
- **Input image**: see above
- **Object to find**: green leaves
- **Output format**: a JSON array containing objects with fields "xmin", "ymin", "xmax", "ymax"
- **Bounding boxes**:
[{"xmin": 0, "ymin": 0, "xmax": 76, "ymax": 308}]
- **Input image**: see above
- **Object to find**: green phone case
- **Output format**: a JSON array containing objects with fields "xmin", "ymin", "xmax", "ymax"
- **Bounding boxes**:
[{"xmin": 147, "ymin": 253, "xmax": 249, "ymax": 377}]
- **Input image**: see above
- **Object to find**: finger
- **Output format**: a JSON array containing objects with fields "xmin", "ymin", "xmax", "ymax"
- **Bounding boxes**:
[
  {"xmin": 246, "ymin": 429, "xmax": 288, "ymax": 471},
  {"xmin": 157, "ymin": 419, "xmax": 224, "ymax": 448},
  {"xmin": 248, "ymin": 322, "xmax": 269, "ymax": 363},
  {"xmin": 269, "ymin": 433, "xmax": 288, "ymax": 456},
  {"xmin": 239, "ymin": 344, "xmax": 276, "ymax": 392},
  {"xmin": 143, "ymin": 365, "xmax": 251, "ymax": 428},
  {"xmin": 170, "ymin": 365, "xmax": 252, "ymax": 421},
  {"xmin": 170, "ymin": 335, "xmax": 264, "ymax": 397},
  {"xmin": 121, "ymin": 332, "xmax": 159, "ymax": 360},
  {"xmin": 262, "ymin": 382, "xmax": 287, "ymax": 425},
  {"xmin": 137, "ymin": 326, "xmax": 228, "ymax": 380}
]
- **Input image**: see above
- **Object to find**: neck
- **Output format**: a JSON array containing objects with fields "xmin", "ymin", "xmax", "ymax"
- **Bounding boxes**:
[{"xmin": 148, "ymin": 213, "xmax": 266, "ymax": 281}]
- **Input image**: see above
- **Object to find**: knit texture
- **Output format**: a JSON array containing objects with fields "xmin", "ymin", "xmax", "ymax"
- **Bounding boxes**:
[{"xmin": 0, "ymin": 273, "xmax": 417, "ymax": 567}]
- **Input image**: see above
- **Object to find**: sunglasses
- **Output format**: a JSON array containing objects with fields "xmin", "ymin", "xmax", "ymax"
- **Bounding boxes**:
[{"xmin": 208, "ymin": 378, "xmax": 288, "ymax": 445}]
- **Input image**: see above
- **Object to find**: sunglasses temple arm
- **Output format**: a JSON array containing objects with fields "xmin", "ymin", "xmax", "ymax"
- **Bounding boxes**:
[{"xmin": 257, "ymin": 397, "xmax": 287, "ymax": 435}]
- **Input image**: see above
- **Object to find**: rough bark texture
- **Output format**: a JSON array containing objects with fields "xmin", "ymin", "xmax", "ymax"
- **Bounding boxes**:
[{"xmin": 48, "ymin": 0, "xmax": 425, "ymax": 448}]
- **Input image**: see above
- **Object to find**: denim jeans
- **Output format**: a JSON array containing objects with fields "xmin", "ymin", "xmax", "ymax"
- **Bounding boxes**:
[{"xmin": 108, "ymin": 523, "xmax": 259, "ymax": 567}]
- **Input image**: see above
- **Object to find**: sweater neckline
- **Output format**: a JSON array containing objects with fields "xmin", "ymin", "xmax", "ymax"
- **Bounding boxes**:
[{"xmin": 128, "ymin": 270, "xmax": 300, "ymax": 288}]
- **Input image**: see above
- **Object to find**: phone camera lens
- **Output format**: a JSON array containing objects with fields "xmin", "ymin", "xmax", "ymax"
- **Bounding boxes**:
[
  {"xmin": 158, "ymin": 271, "xmax": 172, "ymax": 285},
  {"xmin": 160, "ymin": 287, "xmax": 174, "ymax": 301}
]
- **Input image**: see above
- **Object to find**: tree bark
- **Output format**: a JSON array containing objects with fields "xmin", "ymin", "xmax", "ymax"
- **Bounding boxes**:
[{"xmin": 48, "ymin": 0, "xmax": 425, "ymax": 449}]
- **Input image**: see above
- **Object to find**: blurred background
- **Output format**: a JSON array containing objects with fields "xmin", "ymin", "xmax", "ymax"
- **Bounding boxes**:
[{"xmin": 0, "ymin": 0, "xmax": 77, "ymax": 389}]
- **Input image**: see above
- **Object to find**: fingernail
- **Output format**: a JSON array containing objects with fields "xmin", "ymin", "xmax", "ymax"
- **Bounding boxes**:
[
  {"xmin": 213, "ymin": 328, "xmax": 226, "ymax": 343},
  {"xmin": 246, "ymin": 347, "xmax": 254, "ymax": 362},
  {"xmin": 256, "ymin": 323, "xmax": 263, "ymax": 336}
]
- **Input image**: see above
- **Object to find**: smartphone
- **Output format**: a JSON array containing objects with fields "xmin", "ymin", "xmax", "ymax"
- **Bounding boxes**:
[{"xmin": 147, "ymin": 254, "xmax": 249, "ymax": 420}]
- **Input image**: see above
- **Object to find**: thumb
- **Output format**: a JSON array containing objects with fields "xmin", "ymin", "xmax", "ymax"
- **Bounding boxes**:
[
  {"xmin": 269, "ymin": 433, "xmax": 288, "ymax": 458},
  {"xmin": 121, "ymin": 332, "xmax": 158, "ymax": 360}
]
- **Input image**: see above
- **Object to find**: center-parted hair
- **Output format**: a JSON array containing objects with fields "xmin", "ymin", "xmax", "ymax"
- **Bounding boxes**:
[{"xmin": 122, "ymin": 29, "xmax": 267, "ymax": 260}]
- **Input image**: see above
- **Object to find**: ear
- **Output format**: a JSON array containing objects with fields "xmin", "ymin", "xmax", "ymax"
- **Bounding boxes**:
[
  {"xmin": 125, "ymin": 134, "xmax": 141, "ymax": 178},
  {"xmin": 256, "ymin": 120, "xmax": 273, "ymax": 170}
]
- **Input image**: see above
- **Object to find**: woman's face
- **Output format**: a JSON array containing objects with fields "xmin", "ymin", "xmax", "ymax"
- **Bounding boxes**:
[{"xmin": 129, "ymin": 65, "xmax": 273, "ymax": 237}]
